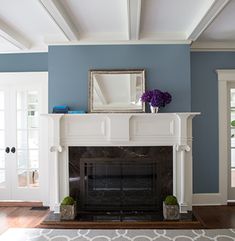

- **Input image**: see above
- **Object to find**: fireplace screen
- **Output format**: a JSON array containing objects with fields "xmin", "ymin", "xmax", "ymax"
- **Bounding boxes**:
[{"xmin": 69, "ymin": 147, "xmax": 172, "ymax": 212}]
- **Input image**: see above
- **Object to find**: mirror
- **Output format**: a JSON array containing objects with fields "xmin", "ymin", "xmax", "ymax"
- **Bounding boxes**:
[{"xmin": 89, "ymin": 69, "xmax": 145, "ymax": 113}]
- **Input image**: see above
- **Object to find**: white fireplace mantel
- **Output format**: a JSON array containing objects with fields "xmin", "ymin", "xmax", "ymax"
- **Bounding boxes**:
[{"xmin": 44, "ymin": 112, "xmax": 200, "ymax": 213}]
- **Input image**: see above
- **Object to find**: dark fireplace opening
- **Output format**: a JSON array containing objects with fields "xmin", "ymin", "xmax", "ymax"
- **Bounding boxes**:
[{"xmin": 69, "ymin": 146, "xmax": 173, "ymax": 218}]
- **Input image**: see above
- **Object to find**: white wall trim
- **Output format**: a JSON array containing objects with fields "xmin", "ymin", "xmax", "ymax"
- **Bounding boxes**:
[
  {"xmin": 191, "ymin": 41, "xmax": 235, "ymax": 52},
  {"xmin": 47, "ymin": 40, "xmax": 192, "ymax": 46},
  {"xmin": 217, "ymin": 69, "xmax": 235, "ymax": 81},
  {"xmin": 192, "ymin": 193, "xmax": 224, "ymax": 206},
  {"xmin": 216, "ymin": 69, "xmax": 235, "ymax": 204}
]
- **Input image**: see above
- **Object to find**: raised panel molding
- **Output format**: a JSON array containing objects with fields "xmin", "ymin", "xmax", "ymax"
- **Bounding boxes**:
[
  {"xmin": 62, "ymin": 116, "xmax": 107, "ymax": 137},
  {"xmin": 107, "ymin": 115, "xmax": 130, "ymax": 142},
  {"xmin": 131, "ymin": 116, "xmax": 175, "ymax": 137}
]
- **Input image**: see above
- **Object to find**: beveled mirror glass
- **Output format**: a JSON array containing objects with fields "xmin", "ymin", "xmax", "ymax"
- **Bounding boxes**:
[{"xmin": 89, "ymin": 69, "xmax": 145, "ymax": 113}]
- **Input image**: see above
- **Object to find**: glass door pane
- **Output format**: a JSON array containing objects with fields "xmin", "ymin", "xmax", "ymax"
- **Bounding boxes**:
[
  {"xmin": 0, "ymin": 91, "xmax": 5, "ymax": 188},
  {"xmin": 230, "ymin": 89, "xmax": 235, "ymax": 187},
  {"xmin": 16, "ymin": 90, "xmax": 40, "ymax": 188}
]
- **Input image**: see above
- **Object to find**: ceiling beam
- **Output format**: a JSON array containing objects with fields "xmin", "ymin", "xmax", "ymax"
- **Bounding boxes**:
[
  {"xmin": 38, "ymin": 0, "xmax": 79, "ymax": 41},
  {"xmin": 127, "ymin": 0, "xmax": 142, "ymax": 40},
  {"xmin": 187, "ymin": 0, "xmax": 230, "ymax": 41},
  {"xmin": 0, "ymin": 19, "xmax": 30, "ymax": 50}
]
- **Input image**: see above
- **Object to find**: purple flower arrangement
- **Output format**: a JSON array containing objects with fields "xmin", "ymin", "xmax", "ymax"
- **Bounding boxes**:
[{"xmin": 141, "ymin": 89, "xmax": 172, "ymax": 108}]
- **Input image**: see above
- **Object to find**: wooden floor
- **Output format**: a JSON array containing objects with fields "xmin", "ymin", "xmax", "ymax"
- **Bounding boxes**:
[
  {"xmin": 0, "ymin": 207, "xmax": 49, "ymax": 235},
  {"xmin": 0, "ymin": 205, "xmax": 235, "ymax": 234},
  {"xmin": 193, "ymin": 205, "xmax": 235, "ymax": 229}
]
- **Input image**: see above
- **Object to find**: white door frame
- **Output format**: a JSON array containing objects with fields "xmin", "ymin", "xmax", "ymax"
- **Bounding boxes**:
[
  {"xmin": 0, "ymin": 72, "xmax": 49, "ymax": 206},
  {"xmin": 217, "ymin": 69, "xmax": 235, "ymax": 203}
]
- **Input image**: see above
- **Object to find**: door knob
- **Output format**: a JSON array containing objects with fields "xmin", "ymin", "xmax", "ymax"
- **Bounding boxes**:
[
  {"xmin": 11, "ymin": 147, "xmax": 16, "ymax": 153},
  {"xmin": 5, "ymin": 147, "xmax": 10, "ymax": 153}
]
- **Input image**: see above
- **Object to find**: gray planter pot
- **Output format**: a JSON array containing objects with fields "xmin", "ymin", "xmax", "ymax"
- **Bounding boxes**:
[
  {"xmin": 163, "ymin": 202, "xmax": 180, "ymax": 220},
  {"xmin": 60, "ymin": 203, "xmax": 77, "ymax": 220}
]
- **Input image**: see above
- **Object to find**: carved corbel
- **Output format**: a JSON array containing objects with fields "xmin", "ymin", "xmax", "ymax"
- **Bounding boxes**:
[
  {"xmin": 50, "ymin": 145, "xmax": 63, "ymax": 153},
  {"xmin": 175, "ymin": 144, "xmax": 191, "ymax": 152}
]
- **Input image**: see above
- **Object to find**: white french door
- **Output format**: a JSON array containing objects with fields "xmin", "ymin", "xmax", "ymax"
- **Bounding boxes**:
[
  {"xmin": 0, "ymin": 72, "xmax": 48, "ymax": 203},
  {"xmin": 228, "ymin": 82, "xmax": 235, "ymax": 200},
  {"xmin": 0, "ymin": 87, "xmax": 10, "ymax": 199}
]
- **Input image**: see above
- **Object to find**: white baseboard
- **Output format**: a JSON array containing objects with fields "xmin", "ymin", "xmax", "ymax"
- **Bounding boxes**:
[{"xmin": 192, "ymin": 193, "xmax": 227, "ymax": 206}]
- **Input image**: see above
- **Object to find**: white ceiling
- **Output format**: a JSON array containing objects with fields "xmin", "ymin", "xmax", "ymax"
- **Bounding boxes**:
[
  {"xmin": 193, "ymin": 0, "xmax": 235, "ymax": 49},
  {"xmin": 0, "ymin": 0, "xmax": 233, "ymax": 52}
]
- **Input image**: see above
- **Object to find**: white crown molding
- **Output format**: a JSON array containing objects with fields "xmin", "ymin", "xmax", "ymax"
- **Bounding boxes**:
[
  {"xmin": 0, "ymin": 39, "xmax": 192, "ymax": 54},
  {"xmin": 0, "ymin": 19, "xmax": 31, "ymax": 50},
  {"xmin": 141, "ymin": 32, "xmax": 188, "ymax": 41},
  {"xmin": 191, "ymin": 41, "xmax": 235, "ymax": 51},
  {"xmin": 127, "ymin": 0, "xmax": 142, "ymax": 40},
  {"xmin": 47, "ymin": 39, "xmax": 192, "ymax": 46},
  {"xmin": 72, "ymin": 32, "xmax": 128, "ymax": 42},
  {"xmin": 187, "ymin": 0, "xmax": 230, "ymax": 41},
  {"xmin": 38, "ymin": 0, "xmax": 79, "ymax": 41}
]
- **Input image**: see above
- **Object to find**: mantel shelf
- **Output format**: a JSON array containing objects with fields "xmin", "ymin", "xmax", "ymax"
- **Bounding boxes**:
[
  {"xmin": 43, "ymin": 112, "xmax": 200, "ymax": 116},
  {"xmin": 42, "ymin": 112, "xmax": 200, "ymax": 120}
]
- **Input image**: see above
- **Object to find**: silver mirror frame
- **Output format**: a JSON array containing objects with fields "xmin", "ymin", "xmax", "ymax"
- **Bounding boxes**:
[{"xmin": 89, "ymin": 69, "xmax": 146, "ymax": 113}]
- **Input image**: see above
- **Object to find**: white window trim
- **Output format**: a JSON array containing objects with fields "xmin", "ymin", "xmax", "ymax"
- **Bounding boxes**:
[{"xmin": 217, "ymin": 69, "xmax": 235, "ymax": 204}]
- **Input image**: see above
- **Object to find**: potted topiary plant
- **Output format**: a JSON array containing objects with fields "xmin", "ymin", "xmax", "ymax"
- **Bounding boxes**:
[
  {"xmin": 163, "ymin": 195, "xmax": 180, "ymax": 220},
  {"xmin": 60, "ymin": 196, "xmax": 77, "ymax": 220}
]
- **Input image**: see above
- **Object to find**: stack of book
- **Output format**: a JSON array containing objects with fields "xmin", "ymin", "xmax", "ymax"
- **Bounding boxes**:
[{"xmin": 53, "ymin": 106, "xmax": 85, "ymax": 114}]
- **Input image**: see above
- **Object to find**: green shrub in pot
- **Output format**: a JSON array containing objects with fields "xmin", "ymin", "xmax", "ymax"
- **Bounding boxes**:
[
  {"xmin": 164, "ymin": 195, "xmax": 178, "ymax": 205},
  {"xmin": 60, "ymin": 196, "xmax": 76, "ymax": 220},
  {"xmin": 163, "ymin": 195, "xmax": 179, "ymax": 220},
  {"xmin": 61, "ymin": 196, "xmax": 75, "ymax": 205}
]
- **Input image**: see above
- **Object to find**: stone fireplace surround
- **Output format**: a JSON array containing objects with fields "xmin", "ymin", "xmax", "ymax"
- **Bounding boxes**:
[
  {"xmin": 69, "ymin": 146, "xmax": 173, "ymax": 212},
  {"xmin": 46, "ymin": 113, "xmax": 199, "ymax": 213}
]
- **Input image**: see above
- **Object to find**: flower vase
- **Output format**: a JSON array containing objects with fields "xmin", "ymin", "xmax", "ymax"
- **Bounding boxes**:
[{"xmin": 150, "ymin": 105, "xmax": 159, "ymax": 113}]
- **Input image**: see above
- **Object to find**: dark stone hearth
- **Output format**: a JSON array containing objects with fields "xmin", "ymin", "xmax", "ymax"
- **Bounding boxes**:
[
  {"xmin": 69, "ymin": 146, "xmax": 173, "ymax": 212},
  {"xmin": 42, "ymin": 211, "xmax": 201, "ymax": 228}
]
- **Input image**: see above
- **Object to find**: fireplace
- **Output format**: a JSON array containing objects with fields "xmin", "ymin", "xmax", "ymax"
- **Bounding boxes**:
[
  {"xmin": 69, "ymin": 146, "xmax": 172, "ymax": 212},
  {"xmin": 45, "ymin": 113, "xmax": 199, "ymax": 213}
]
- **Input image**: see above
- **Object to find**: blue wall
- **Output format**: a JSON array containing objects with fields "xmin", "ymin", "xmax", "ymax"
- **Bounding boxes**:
[
  {"xmin": 191, "ymin": 52, "xmax": 235, "ymax": 193},
  {"xmin": 0, "ymin": 53, "xmax": 48, "ymax": 72},
  {"xmin": 1, "ymin": 48, "xmax": 235, "ymax": 194},
  {"xmin": 4, "ymin": 46, "xmax": 223, "ymax": 191},
  {"xmin": 48, "ymin": 45, "xmax": 191, "ymax": 112}
]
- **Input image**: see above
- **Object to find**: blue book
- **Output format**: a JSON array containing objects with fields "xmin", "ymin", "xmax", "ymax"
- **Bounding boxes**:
[
  {"xmin": 68, "ymin": 110, "xmax": 86, "ymax": 114},
  {"xmin": 53, "ymin": 105, "xmax": 69, "ymax": 113}
]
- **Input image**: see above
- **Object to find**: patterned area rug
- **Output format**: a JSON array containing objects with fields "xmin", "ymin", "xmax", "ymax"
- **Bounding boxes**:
[{"xmin": 1, "ymin": 228, "xmax": 235, "ymax": 241}]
